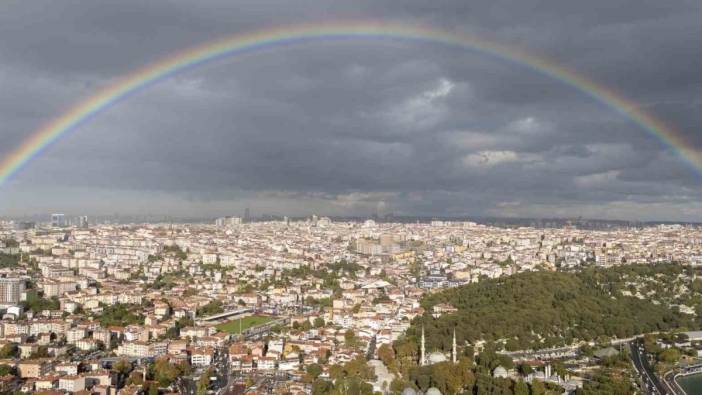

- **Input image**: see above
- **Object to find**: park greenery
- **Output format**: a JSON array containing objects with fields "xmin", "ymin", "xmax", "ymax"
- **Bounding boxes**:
[
  {"xmin": 311, "ymin": 356, "xmax": 376, "ymax": 395},
  {"xmin": 147, "ymin": 245, "xmax": 188, "ymax": 264},
  {"xmin": 150, "ymin": 357, "xmax": 192, "ymax": 388},
  {"xmin": 410, "ymin": 264, "xmax": 697, "ymax": 353},
  {"xmin": 279, "ymin": 259, "xmax": 364, "ymax": 295},
  {"xmin": 575, "ymin": 353, "xmax": 636, "ymax": 395},
  {"xmin": 1, "ymin": 239, "xmax": 19, "ymax": 248},
  {"xmin": 0, "ymin": 253, "xmax": 20, "ymax": 269},
  {"xmin": 196, "ymin": 300, "xmax": 224, "ymax": 317},
  {"xmin": 162, "ymin": 245, "xmax": 188, "ymax": 260},
  {"xmin": 250, "ymin": 259, "xmax": 362, "ymax": 293},
  {"xmin": 639, "ymin": 332, "xmax": 698, "ymax": 375},
  {"xmin": 313, "ymin": 344, "xmax": 563, "ymax": 395},
  {"xmin": 0, "ymin": 364, "xmax": 15, "ymax": 376},
  {"xmin": 124, "ymin": 358, "xmax": 191, "ymax": 393},
  {"xmin": 146, "ymin": 271, "xmax": 187, "ymax": 290},
  {"xmin": 163, "ymin": 317, "xmax": 195, "ymax": 339},
  {"xmin": 95, "ymin": 303, "xmax": 145, "ymax": 327},
  {"xmin": 0, "ymin": 344, "xmax": 18, "ymax": 359},
  {"xmin": 22, "ymin": 291, "xmax": 60, "ymax": 313},
  {"xmin": 378, "ymin": 264, "xmax": 702, "ymax": 394}
]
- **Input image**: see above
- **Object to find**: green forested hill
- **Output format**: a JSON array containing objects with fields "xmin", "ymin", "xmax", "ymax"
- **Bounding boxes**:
[{"xmin": 411, "ymin": 264, "xmax": 698, "ymax": 352}]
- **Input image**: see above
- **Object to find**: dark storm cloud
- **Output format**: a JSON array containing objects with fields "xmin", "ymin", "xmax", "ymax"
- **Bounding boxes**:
[{"xmin": 1, "ymin": 0, "xmax": 702, "ymax": 220}]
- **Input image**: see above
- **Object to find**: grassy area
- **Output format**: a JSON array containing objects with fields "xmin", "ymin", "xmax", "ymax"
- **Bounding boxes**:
[{"xmin": 216, "ymin": 315, "xmax": 275, "ymax": 334}]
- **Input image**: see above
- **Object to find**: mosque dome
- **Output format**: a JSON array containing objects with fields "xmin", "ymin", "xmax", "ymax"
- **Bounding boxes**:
[
  {"xmin": 428, "ymin": 351, "xmax": 447, "ymax": 364},
  {"xmin": 426, "ymin": 387, "xmax": 442, "ymax": 395},
  {"xmin": 402, "ymin": 388, "xmax": 417, "ymax": 395},
  {"xmin": 493, "ymin": 366, "xmax": 509, "ymax": 378}
]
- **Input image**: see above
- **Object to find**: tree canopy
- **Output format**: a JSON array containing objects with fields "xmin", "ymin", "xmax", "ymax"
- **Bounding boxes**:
[{"xmin": 412, "ymin": 265, "xmax": 694, "ymax": 352}]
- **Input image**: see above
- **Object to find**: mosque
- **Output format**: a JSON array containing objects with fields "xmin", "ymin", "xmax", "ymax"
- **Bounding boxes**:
[
  {"xmin": 408, "ymin": 327, "xmax": 580, "ymax": 395},
  {"xmin": 419, "ymin": 326, "xmax": 458, "ymax": 366},
  {"xmin": 399, "ymin": 327, "xmax": 458, "ymax": 395},
  {"xmin": 410, "ymin": 327, "xmax": 582, "ymax": 395}
]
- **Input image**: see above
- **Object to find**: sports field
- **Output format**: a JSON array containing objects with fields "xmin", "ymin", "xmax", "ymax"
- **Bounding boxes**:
[{"xmin": 215, "ymin": 315, "xmax": 275, "ymax": 334}]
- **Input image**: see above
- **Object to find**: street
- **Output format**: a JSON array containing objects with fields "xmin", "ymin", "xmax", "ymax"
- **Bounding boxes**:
[{"xmin": 629, "ymin": 341, "xmax": 669, "ymax": 395}]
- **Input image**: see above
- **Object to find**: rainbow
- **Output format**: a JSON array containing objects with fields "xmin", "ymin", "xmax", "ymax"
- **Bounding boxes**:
[{"xmin": 0, "ymin": 20, "xmax": 696, "ymax": 186}]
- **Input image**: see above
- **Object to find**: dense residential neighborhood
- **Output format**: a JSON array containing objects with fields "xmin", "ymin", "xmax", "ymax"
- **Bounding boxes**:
[{"xmin": 0, "ymin": 217, "xmax": 700, "ymax": 394}]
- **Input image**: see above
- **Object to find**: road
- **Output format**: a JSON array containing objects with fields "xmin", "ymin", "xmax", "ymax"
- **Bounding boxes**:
[
  {"xmin": 662, "ymin": 370, "xmax": 687, "ymax": 395},
  {"xmin": 177, "ymin": 346, "xmax": 231, "ymax": 395},
  {"xmin": 366, "ymin": 335, "xmax": 377, "ymax": 360},
  {"xmin": 629, "ymin": 341, "xmax": 669, "ymax": 395}
]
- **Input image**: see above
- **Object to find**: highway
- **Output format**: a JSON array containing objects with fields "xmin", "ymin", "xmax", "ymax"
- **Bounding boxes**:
[{"xmin": 629, "ymin": 341, "xmax": 669, "ymax": 395}]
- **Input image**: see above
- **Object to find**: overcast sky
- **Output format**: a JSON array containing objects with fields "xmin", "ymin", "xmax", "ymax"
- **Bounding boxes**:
[{"xmin": 1, "ymin": 0, "xmax": 702, "ymax": 220}]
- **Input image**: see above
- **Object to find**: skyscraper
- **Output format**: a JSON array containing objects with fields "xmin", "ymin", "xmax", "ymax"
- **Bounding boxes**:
[
  {"xmin": 215, "ymin": 216, "xmax": 242, "ymax": 227},
  {"xmin": 51, "ymin": 213, "xmax": 66, "ymax": 228}
]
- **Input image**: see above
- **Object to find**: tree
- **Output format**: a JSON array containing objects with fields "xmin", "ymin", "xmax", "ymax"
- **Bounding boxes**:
[
  {"xmin": 552, "ymin": 362, "xmax": 568, "ymax": 379},
  {"xmin": 576, "ymin": 371, "xmax": 634, "ymax": 394},
  {"xmin": 505, "ymin": 338, "xmax": 520, "ymax": 351},
  {"xmin": 390, "ymin": 378, "xmax": 414, "ymax": 394},
  {"xmin": 530, "ymin": 379, "xmax": 546, "ymax": 395},
  {"xmin": 29, "ymin": 346, "xmax": 49, "ymax": 359},
  {"xmin": 306, "ymin": 363, "xmax": 323, "ymax": 381},
  {"xmin": 329, "ymin": 357, "xmax": 375, "ymax": 381},
  {"xmin": 153, "ymin": 358, "xmax": 185, "ymax": 387},
  {"xmin": 415, "ymin": 265, "xmax": 693, "ymax": 353},
  {"xmin": 514, "ymin": 380, "xmax": 529, "ymax": 395},
  {"xmin": 334, "ymin": 376, "xmax": 374, "ymax": 395},
  {"xmin": 0, "ymin": 364, "xmax": 15, "ymax": 376},
  {"xmin": 517, "ymin": 363, "xmax": 533, "ymax": 376},
  {"xmin": 377, "ymin": 344, "xmax": 396, "ymax": 369},
  {"xmin": 344, "ymin": 329, "xmax": 359, "ymax": 348},
  {"xmin": 0, "ymin": 253, "xmax": 20, "ymax": 269},
  {"xmin": 0, "ymin": 344, "xmax": 18, "ymax": 359},
  {"xmin": 658, "ymin": 348, "xmax": 681, "ymax": 364},
  {"xmin": 196, "ymin": 300, "xmax": 224, "ymax": 316},
  {"xmin": 312, "ymin": 379, "xmax": 334, "ymax": 395},
  {"xmin": 393, "ymin": 338, "xmax": 418, "ymax": 373},
  {"xmin": 22, "ymin": 292, "xmax": 60, "ymax": 312},
  {"xmin": 197, "ymin": 368, "xmax": 212, "ymax": 395},
  {"xmin": 313, "ymin": 317, "xmax": 325, "ymax": 328},
  {"xmin": 96, "ymin": 303, "xmax": 144, "ymax": 327},
  {"xmin": 113, "ymin": 359, "xmax": 133, "ymax": 375}
]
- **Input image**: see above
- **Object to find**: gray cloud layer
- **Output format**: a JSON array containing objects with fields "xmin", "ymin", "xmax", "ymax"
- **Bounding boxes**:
[{"xmin": 1, "ymin": 0, "xmax": 702, "ymax": 220}]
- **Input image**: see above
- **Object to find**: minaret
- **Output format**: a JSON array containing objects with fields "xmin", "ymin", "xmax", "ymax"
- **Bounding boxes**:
[
  {"xmin": 452, "ymin": 328, "xmax": 457, "ymax": 363},
  {"xmin": 420, "ymin": 326, "xmax": 426, "ymax": 366}
]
